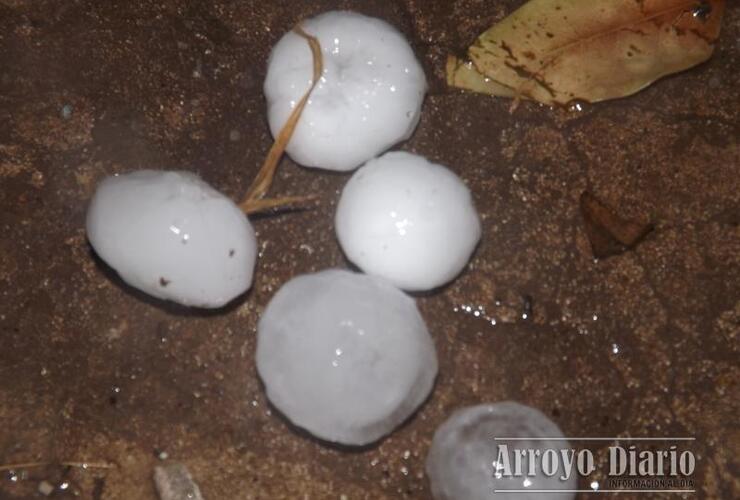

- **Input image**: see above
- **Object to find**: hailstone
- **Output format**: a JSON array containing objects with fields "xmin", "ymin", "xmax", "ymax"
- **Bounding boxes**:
[
  {"xmin": 426, "ymin": 402, "xmax": 577, "ymax": 500},
  {"xmin": 335, "ymin": 151, "xmax": 481, "ymax": 291},
  {"xmin": 256, "ymin": 269, "xmax": 438, "ymax": 446},
  {"xmin": 86, "ymin": 170, "xmax": 257, "ymax": 308},
  {"xmin": 264, "ymin": 11, "xmax": 427, "ymax": 171}
]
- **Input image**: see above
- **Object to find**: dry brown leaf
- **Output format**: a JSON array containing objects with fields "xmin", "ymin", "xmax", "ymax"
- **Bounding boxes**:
[
  {"xmin": 459, "ymin": 0, "xmax": 725, "ymax": 105},
  {"xmin": 239, "ymin": 25, "xmax": 323, "ymax": 215},
  {"xmin": 580, "ymin": 191, "xmax": 654, "ymax": 259}
]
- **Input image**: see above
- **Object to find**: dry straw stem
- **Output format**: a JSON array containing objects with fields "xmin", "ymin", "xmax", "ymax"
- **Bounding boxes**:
[{"xmin": 240, "ymin": 25, "xmax": 323, "ymax": 215}]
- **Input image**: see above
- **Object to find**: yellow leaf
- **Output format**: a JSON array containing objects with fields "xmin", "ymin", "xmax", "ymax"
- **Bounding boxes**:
[
  {"xmin": 446, "ymin": 55, "xmax": 517, "ymax": 97},
  {"xmin": 467, "ymin": 0, "xmax": 726, "ymax": 105}
]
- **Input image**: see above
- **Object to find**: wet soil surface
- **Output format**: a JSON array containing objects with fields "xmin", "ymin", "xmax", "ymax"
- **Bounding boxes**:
[{"xmin": 0, "ymin": 1, "xmax": 738, "ymax": 499}]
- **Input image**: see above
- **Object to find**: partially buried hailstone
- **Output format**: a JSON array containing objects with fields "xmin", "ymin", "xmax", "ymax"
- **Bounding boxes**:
[
  {"xmin": 264, "ymin": 11, "xmax": 427, "ymax": 171},
  {"xmin": 426, "ymin": 402, "xmax": 577, "ymax": 500},
  {"xmin": 335, "ymin": 151, "xmax": 481, "ymax": 291},
  {"xmin": 86, "ymin": 170, "xmax": 257, "ymax": 308},
  {"xmin": 256, "ymin": 269, "xmax": 438, "ymax": 446}
]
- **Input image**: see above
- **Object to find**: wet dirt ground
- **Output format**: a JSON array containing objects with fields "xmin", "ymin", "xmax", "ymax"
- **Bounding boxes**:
[{"xmin": 0, "ymin": 1, "xmax": 738, "ymax": 499}]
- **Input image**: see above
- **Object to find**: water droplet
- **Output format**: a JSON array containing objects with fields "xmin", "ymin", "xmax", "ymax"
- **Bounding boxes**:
[
  {"xmin": 566, "ymin": 99, "xmax": 590, "ymax": 113},
  {"xmin": 692, "ymin": 2, "xmax": 711, "ymax": 20}
]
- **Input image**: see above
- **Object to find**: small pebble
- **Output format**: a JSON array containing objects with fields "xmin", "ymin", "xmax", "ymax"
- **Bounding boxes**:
[
  {"xmin": 229, "ymin": 129, "xmax": 241, "ymax": 142},
  {"xmin": 153, "ymin": 463, "xmax": 204, "ymax": 500},
  {"xmin": 38, "ymin": 480, "xmax": 54, "ymax": 496},
  {"xmin": 61, "ymin": 104, "xmax": 73, "ymax": 120}
]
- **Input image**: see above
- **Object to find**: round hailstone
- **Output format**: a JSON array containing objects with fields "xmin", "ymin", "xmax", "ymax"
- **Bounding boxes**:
[
  {"xmin": 256, "ymin": 269, "xmax": 437, "ymax": 446},
  {"xmin": 426, "ymin": 402, "xmax": 577, "ymax": 500},
  {"xmin": 335, "ymin": 151, "xmax": 481, "ymax": 291},
  {"xmin": 264, "ymin": 11, "xmax": 427, "ymax": 171},
  {"xmin": 86, "ymin": 170, "xmax": 257, "ymax": 308}
]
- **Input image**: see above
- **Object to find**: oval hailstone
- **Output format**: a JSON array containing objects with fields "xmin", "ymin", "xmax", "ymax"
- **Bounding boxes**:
[
  {"xmin": 264, "ymin": 10, "xmax": 427, "ymax": 171},
  {"xmin": 426, "ymin": 402, "xmax": 577, "ymax": 500},
  {"xmin": 256, "ymin": 269, "xmax": 438, "ymax": 446},
  {"xmin": 335, "ymin": 151, "xmax": 481, "ymax": 291},
  {"xmin": 86, "ymin": 170, "xmax": 257, "ymax": 308}
]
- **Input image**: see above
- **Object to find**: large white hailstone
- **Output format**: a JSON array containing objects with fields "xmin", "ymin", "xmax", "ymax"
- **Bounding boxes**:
[
  {"xmin": 335, "ymin": 151, "xmax": 481, "ymax": 291},
  {"xmin": 256, "ymin": 269, "xmax": 437, "ymax": 446},
  {"xmin": 426, "ymin": 402, "xmax": 577, "ymax": 500},
  {"xmin": 264, "ymin": 11, "xmax": 427, "ymax": 171},
  {"xmin": 86, "ymin": 170, "xmax": 257, "ymax": 308}
]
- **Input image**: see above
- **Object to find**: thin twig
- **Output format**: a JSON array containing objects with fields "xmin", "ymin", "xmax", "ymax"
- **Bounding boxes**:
[
  {"xmin": 239, "ymin": 24, "xmax": 324, "ymax": 214},
  {"xmin": 0, "ymin": 461, "xmax": 117, "ymax": 472}
]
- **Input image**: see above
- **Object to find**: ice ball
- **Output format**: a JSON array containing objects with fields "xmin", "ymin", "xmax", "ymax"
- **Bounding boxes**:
[
  {"xmin": 256, "ymin": 269, "xmax": 437, "ymax": 446},
  {"xmin": 264, "ymin": 11, "xmax": 427, "ymax": 171},
  {"xmin": 335, "ymin": 151, "xmax": 481, "ymax": 291},
  {"xmin": 426, "ymin": 402, "xmax": 577, "ymax": 500},
  {"xmin": 86, "ymin": 170, "xmax": 257, "ymax": 308}
]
